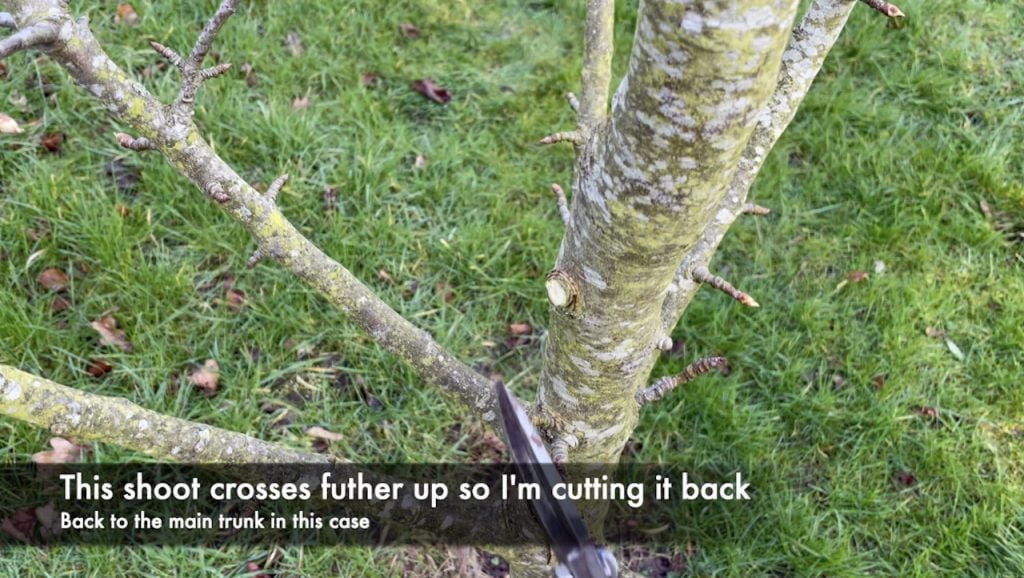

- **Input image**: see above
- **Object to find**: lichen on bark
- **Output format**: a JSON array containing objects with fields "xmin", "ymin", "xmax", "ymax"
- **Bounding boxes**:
[{"xmin": 540, "ymin": 0, "xmax": 801, "ymax": 468}]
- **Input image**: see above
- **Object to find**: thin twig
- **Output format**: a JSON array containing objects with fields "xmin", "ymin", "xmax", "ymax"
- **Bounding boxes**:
[
  {"xmin": 551, "ymin": 183, "xmax": 571, "ymax": 226},
  {"xmin": 859, "ymin": 0, "xmax": 904, "ymax": 19},
  {"xmin": 636, "ymin": 357, "xmax": 727, "ymax": 405},
  {"xmin": 246, "ymin": 249, "xmax": 264, "ymax": 268},
  {"xmin": 149, "ymin": 40, "xmax": 184, "ymax": 69},
  {"xmin": 539, "ymin": 130, "xmax": 582, "ymax": 146},
  {"xmin": 551, "ymin": 437, "xmax": 570, "ymax": 464},
  {"xmin": 565, "ymin": 92, "xmax": 580, "ymax": 114},
  {"xmin": 742, "ymin": 203, "xmax": 771, "ymax": 216},
  {"xmin": 266, "ymin": 173, "xmax": 288, "ymax": 202},
  {"xmin": 115, "ymin": 132, "xmax": 155, "ymax": 151},
  {"xmin": 189, "ymin": 0, "xmax": 239, "ymax": 68},
  {"xmin": 174, "ymin": 0, "xmax": 240, "ymax": 111},
  {"xmin": 690, "ymin": 265, "xmax": 759, "ymax": 308}
]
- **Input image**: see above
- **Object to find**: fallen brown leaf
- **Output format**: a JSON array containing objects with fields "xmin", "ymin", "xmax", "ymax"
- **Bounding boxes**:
[
  {"xmin": 0, "ymin": 112, "xmax": 23, "ymax": 134},
  {"xmin": 245, "ymin": 561, "xmax": 271, "ymax": 578},
  {"xmin": 306, "ymin": 426, "xmax": 343, "ymax": 452},
  {"xmin": 924, "ymin": 326, "xmax": 944, "ymax": 339},
  {"xmin": 114, "ymin": 3, "xmax": 138, "ymax": 27},
  {"xmin": 0, "ymin": 62, "xmax": 7, "ymax": 80},
  {"xmin": 50, "ymin": 294, "xmax": 73, "ymax": 312},
  {"xmin": 508, "ymin": 322, "xmax": 533, "ymax": 336},
  {"xmin": 36, "ymin": 268, "xmax": 68, "ymax": 291},
  {"xmin": 894, "ymin": 470, "xmax": 917, "ymax": 488},
  {"xmin": 225, "ymin": 288, "xmax": 247, "ymax": 312},
  {"xmin": 1, "ymin": 507, "xmax": 36, "ymax": 543},
  {"xmin": 241, "ymin": 62, "xmax": 258, "ymax": 88},
  {"xmin": 361, "ymin": 72, "xmax": 381, "ymax": 88},
  {"xmin": 399, "ymin": 22, "xmax": 420, "ymax": 38},
  {"xmin": 40, "ymin": 132, "xmax": 63, "ymax": 153},
  {"xmin": 115, "ymin": 203, "xmax": 131, "ymax": 217},
  {"xmin": 26, "ymin": 218, "xmax": 51, "ymax": 241},
  {"xmin": 90, "ymin": 314, "xmax": 133, "ymax": 352},
  {"xmin": 377, "ymin": 268, "xmax": 395, "ymax": 284},
  {"xmin": 188, "ymin": 359, "xmax": 220, "ymax": 394},
  {"xmin": 846, "ymin": 270, "xmax": 868, "ymax": 283},
  {"xmin": 32, "ymin": 437, "xmax": 86, "ymax": 464},
  {"xmin": 412, "ymin": 78, "xmax": 451, "ymax": 104},
  {"xmin": 86, "ymin": 358, "xmax": 113, "ymax": 378},
  {"xmin": 34, "ymin": 502, "xmax": 61, "ymax": 540},
  {"xmin": 292, "ymin": 95, "xmax": 310, "ymax": 110},
  {"xmin": 871, "ymin": 373, "xmax": 887, "ymax": 391}
]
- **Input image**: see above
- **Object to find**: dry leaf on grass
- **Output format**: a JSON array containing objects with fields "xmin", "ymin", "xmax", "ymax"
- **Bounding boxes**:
[
  {"xmin": 189, "ymin": 359, "xmax": 220, "ymax": 394},
  {"xmin": 40, "ymin": 132, "xmax": 63, "ymax": 153},
  {"xmin": 225, "ymin": 288, "xmax": 247, "ymax": 312},
  {"xmin": 90, "ymin": 314, "xmax": 133, "ymax": 351},
  {"xmin": 32, "ymin": 437, "xmax": 86, "ymax": 464},
  {"xmin": 412, "ymin": 78, "xmax": 451, "ymax": 104},
  {"xmin": 36, "ymin": 268, "xmax": 68, "ymax": 291},
  {"xmin": 399, "ymin": 22, "xmax": 420, "ymax": 38},
  {"xmin": 114, "ymin": 3, "xmax": 138, "ymax": 27},
  {"xmin": 508, "ymin": 322, "xmax": 532, "ymax": 336},
  {"xmin": 86, "ymin": 358, "xmax": 113, "ymax": 377},
  {"xmin": 0, "ymin": 112, "xmax": 23, "ymax": 134}
]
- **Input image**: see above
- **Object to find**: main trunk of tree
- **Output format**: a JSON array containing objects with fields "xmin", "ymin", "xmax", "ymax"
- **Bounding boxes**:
[{"xmin": 540, "ymin": 0, "xmax": 799, "ymax": 473}]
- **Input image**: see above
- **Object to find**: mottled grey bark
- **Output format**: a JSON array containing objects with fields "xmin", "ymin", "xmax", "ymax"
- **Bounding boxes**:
[
  {"xmin": 0, "ymin": 364, "xmax": 329, "ymax": 464},
  {"xmin": 660, "ymin": 0, "xmax": 858, "ymax": 332},
  {"xmin": 538, "ymin": 0, "xmax": 801, "ymax": 469}
]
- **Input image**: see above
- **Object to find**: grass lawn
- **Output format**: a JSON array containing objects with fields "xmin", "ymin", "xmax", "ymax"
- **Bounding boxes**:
[{"xmin": 1, "ymin": 0, "xmax": 1022, "ymax": 575}]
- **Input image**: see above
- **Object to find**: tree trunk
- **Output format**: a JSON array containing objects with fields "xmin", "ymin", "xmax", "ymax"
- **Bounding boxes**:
[{"xmin": 540, "ymin": 0, "xmax": 799, "ymax": 470}]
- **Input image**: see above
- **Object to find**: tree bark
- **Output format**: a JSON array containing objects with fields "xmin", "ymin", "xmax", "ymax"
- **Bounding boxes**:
[{"xmin": 539, "ymin": 0, "xmax": 800, "ymax": 470}]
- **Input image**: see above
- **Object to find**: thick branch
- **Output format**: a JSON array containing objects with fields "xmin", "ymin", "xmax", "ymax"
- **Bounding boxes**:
[
  {"xmin": 661, "ymin": 0, "xmax": 858, "ymax": 332},
  {"xmin": 636, "ymin": 357, "xmax": 728, "ymax": 405},
  {"xmin": 578, "ymin": 0, "xmax": 614, "ymax": 132},
  {"xmin": 0, "ymin": 20, "xmax": 57, "ymax": 58},
  {"xmin": 0, "ymin": 364, "xmax": 544, "ymax": 544},
  {"xmin": 0, "ymin": 364, "xmax": 328, "ymax": 463},
  {"xmin": 5, "ymin": 0, "xmax": 497, "ymax": 422}
]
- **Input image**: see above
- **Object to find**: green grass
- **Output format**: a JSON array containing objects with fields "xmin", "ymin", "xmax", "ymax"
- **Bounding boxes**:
[{"xmin": 1, "ymin": 0, "xmax": 1022, "ymax": 575}]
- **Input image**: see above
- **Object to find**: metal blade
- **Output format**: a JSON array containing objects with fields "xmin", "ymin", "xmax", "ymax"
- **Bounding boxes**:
[{"xmin": 496, "ymin": 382, "xmax": 613, "ymax": 577}]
